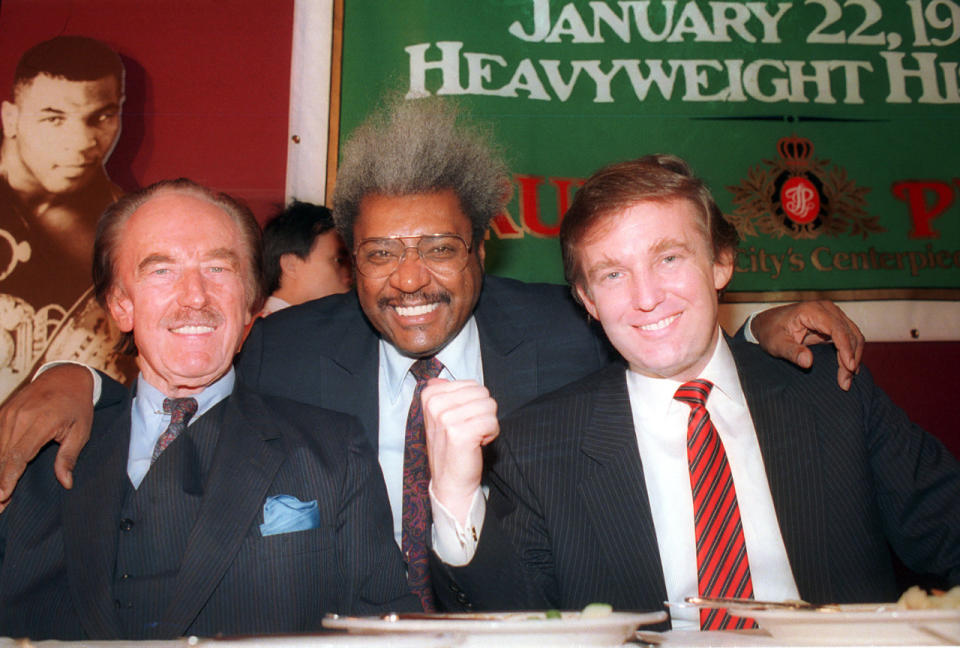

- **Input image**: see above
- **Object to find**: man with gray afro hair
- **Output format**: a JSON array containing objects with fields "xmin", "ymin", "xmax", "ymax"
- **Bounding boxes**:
[{"xmin": 333, "ymin": 98, "xmax": 510, "ymax": 250}]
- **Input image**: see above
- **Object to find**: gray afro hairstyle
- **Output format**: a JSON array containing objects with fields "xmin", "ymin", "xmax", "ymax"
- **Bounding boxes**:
[{"xmin": 332, "ymin": 97, "xmax": 511, "ymax": 250}]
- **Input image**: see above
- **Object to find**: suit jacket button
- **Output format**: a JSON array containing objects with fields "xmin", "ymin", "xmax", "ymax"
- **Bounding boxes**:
[
  {"xmin": 120, "ymin": 518, "xmax": 134, "ymax": 531},
  {"xmin": 456, "ymin": 592, "xmax": 469, "ymax": 605}
]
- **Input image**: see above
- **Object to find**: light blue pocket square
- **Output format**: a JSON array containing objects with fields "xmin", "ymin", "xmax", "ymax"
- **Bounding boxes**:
[{"xmin": 260, "ymin": 494, "xmax": 320, "ymax": 537}]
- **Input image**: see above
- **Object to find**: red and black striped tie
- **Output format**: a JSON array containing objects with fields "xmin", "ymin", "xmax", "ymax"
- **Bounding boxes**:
[{"xmin": 675, "ymin": 379, "xmax": 758, "ymax": 631}]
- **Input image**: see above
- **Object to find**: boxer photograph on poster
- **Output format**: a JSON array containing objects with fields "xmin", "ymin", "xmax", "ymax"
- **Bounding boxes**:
[{"xmin": 0, "ymin": 36, "xmax": 136, "ymax": 402}]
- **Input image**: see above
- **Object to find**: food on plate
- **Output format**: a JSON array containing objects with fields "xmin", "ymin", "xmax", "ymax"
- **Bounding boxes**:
[
  {"xmin": 533, "ymin": 603, "xmax": 612, "ymax": 621},
  {"xmin": 581, "ymin": 602, "xmax": 614, "ymax": 618},
  {"xmin": 896, "ymin": 585, "xmax": 960, "ymax": 609}
]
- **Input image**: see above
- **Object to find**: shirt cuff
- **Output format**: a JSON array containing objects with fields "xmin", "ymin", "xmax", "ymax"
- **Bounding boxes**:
[
  {"xmin": 430, "ymin": 483, "xmax": 485, "ymax": 567},
  {"xmin": 742, "ymin": 311, "xmax": 760, "ymax": 344},
  {"xmin": 34, "ymin": 361, "xmax": 102, "ymax": 405}
]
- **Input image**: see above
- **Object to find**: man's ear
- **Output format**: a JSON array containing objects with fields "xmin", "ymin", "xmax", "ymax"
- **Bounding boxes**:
[
  {"xmin": 106, "ymin": 288, "xmax": 135, "ymax": 333},
  {"xmin": 1, "ymin": 100, "xmax": 19, "ymax": 138},
  {"xmin": 475, "ymin": 238, "xmax": 486, "ymax": 268},
  {"xmin": 279, "ymin": 252, "xmax": 300, "ymax": 280},
  {"xmin": 575, "ymin": 283, "xmax": 599, "ymax": 320},
  {"xmin": 713, "ymin": 248, "xmax": 735, "ymax": 292}
]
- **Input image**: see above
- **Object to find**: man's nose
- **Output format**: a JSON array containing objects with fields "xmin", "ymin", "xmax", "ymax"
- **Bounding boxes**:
[
  {"xmin": 177, "ymin": 268, "xmax": 210, "ymax": 306},
  {"xmin": 388, "ymin": 247, "xmax": 431, "ymax": 293},
  {"xmin": 61, "ymin": 120, "xmax": 99, "ymax": 154},
  {"xmin": 631, "ymin": 273, "xmax": 665, "ymax": 311}
]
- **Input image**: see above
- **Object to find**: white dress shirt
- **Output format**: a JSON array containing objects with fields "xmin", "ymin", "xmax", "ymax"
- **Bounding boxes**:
[
  {"xmin": 126, "ymin": 369, "xmax": 235, "ymax": 488},
  {"xmin": 627, "ymin": 332, "xmax": 798, "ymax": 628},
  {"xmin": 379, "ymin": 316, "xmax": 484, "ymax": 546}
]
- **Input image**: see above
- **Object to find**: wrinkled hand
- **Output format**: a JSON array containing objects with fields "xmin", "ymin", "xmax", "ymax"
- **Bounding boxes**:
[
  {"xmin": 423, "ymin": 379, "xmax": 499, "ymax": 525},
  {"xmin": 751, "ymin": 300, "xmax": 864, "ymax": 391},
  {"xmin": 0, "ymin": 365, "xmax": 95, "ymax": 510}
]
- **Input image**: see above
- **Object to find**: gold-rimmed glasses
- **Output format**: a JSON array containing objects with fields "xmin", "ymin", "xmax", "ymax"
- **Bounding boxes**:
[{"xmin": 354, "ymin": 234, "xmax": 472, "ymax": 278}]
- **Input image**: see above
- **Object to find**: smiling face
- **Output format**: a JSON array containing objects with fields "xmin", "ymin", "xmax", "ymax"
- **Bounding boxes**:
[
  {"xmin": 574, "ymin": 198, "xmax": 734, "ymax": 382},
  {"xmin": 1, "ymin": 74, "xmax": 122, "ymax": 196},
  {"xmin": 353, "ymin": 190, "xmax": 484, "ymax": 358},
  {"xmin": 106, "ymin": 192, "xmax": 253, "ymax": 396}
]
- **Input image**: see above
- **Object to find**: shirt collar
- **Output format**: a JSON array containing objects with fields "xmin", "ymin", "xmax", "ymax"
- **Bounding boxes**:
[
  {"xmin": 380, "ymin": 315, "xmax": 481, "ymax": 402},
  {"xmin": 261, "ymin": 295, "xmax": 291, "ymax": 317},
  {"xmin": 626, "ymin": 327, "xmax": 746, "ymax": 418},
  {"xmin": 133, "ymin": 367, "xmax": 236, "ymax": 422},
  {"xmin": 703, "ymin": 330, "xmax": 746, "ymax": 407}
]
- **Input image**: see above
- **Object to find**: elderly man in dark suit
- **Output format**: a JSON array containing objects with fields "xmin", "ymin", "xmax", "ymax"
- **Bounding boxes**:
[
  {"xmin": 0, "ymin": 179, "xmax": 415, "ymax": 640},
  {"xmin": 0, "ymin": 100, "xmax": 865, "ymax": 612},
  {"xmin": 427, "ymin": 155, "xmax": 960, "ymax": 628}
]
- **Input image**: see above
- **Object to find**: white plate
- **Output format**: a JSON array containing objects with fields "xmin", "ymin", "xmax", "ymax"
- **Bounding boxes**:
[
  {"xmin": 724, "ymin": 603, "xmax": 960, "ymax": 645},
  {"xmin": 323, "ymin": 610, "xmax": 667, "ymax": 646},
  {"xmin": 190, "ymin": 635, "xmax": 458, "ymax": 647}
]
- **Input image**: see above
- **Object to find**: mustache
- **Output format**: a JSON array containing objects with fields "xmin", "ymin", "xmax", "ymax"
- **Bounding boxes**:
[
  {"xmin": 377, "ymin": 290, "xmax": 452, "ymax": 310},
  {"xmin": 160, "ymin": 307, "xmax": 224, "ymax": 330}
]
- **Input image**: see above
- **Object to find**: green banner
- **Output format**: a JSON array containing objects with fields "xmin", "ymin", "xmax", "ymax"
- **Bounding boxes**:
[{"xmin": 339, "ymin": 0, "xmax": 960, "ymax": 300}]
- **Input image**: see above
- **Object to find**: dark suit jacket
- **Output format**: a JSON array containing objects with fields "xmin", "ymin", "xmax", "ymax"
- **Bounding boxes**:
[
  {"xmin": 434, "ymin": 337, "xmax": 960, "ymax": 620},
  {"xmin": 237, "ymin": 275, "xmax": 616, "ymax": 451},
  {"xmin": 0, "ymin": 383, "xmax": 417, "ymax": 640}
]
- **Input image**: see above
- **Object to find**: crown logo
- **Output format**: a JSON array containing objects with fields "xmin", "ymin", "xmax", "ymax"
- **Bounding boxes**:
[
  {"xmin": 777, "ymin": 134, "xmax": 813, "ymax": 169},
  {"xmin": 727, "ymin": 135, "xmax": 883, "ymax": 241}
]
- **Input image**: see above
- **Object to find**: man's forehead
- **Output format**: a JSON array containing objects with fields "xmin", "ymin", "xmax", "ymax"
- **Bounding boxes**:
[
  {"xmin": 16, "ymin": 73, "xmax": 121, "ymax": 109},
  {"xmin": 592, "ymin": 197, "xmax": 698, "ymax": 232},
  {"xmin": 355, "ymin": 190, "xmax": 470, "ymax": 237},
  {"xmin": 121, "ymin": 209, "xmax": 247, "ymax": 281},
  {"xmin": 312, "ymin": 228, "xmax": 345, "ymax": 251},
  {"xmin": 124, "ymin": 192, "xmax": 237, "ymax": 243},
  {"xmin": 581, "ymin": 199, "xmax": 704, "ymax": 254}
]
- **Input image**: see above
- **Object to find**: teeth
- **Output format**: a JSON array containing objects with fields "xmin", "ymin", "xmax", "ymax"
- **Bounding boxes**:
[
  {"xmin": 394, "ymin": 303, "xmax": 439, "ymax": 317},
  {"xmin": 172, "ymin": 325, "xmax": 214, "ymax": 334},
  {"xmin": 639, "ymin": 314, "xmax": 679, "ymax": 331}
]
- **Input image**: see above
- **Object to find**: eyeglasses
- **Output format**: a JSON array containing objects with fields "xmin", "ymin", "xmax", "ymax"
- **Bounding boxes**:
[{"xmin": 354, "ymin": 234, "xmax": 472, "ymax": 278}]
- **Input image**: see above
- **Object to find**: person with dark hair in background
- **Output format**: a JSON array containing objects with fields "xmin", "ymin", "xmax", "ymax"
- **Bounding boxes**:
[
  {"xmin": 0, "ymin": 179, "xmax": 415, "ymax": 640},
  {"xmin": 427, "ymin": 155, "xmax": 960, "ymax": 627},
  {"xmin": 0, "ymin": 99, "xmax": 867, "ymax": 613},
  {"xmin": 260, "ymin": 201, "xmax": 351, "ymax": 317},
  {"xmin": 0, "ymin": 35, "xmax": 136, "ymax": 402}
]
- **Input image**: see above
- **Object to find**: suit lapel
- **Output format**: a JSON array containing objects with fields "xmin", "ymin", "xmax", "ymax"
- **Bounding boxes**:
[
  {"xmin": 322, "ymin": 302, "xmax": 381, "ymax": 449},
  {"xmin": 577, "ymin": 368, "xmax": 669, "ymax": 609},
  {"xmin": 162, "ymin": 389, "xmax": 286, "ymax": 635},
  {"xmin": 475, "ymin": 283, "xmax": 538, "ymax": 416},
  {"xmin": 732, "ymin": 342, "xmax": 832, "ymax": 602},
  {"xmin": 62, "ymin": 401, "xmax": 132, "ymax": 639}
]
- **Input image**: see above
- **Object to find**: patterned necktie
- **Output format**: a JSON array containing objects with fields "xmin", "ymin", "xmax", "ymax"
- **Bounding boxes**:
[
  {"xmin": 402, "ymin": 356, "xmax": 444, "ymax": 611},
  {"xmin": 151, "ymin": 397, "xmax": 198, "ymax": 464},
  {"xmin": 675, "ymin": 379, "xmax": 758, "ymax": 631}
]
